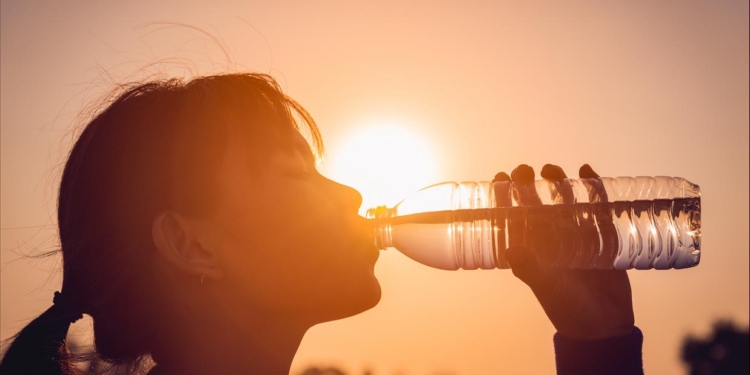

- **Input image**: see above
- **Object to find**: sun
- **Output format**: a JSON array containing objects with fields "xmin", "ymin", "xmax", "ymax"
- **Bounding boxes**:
[{"xmin": 322, "ymin": 122, "xmax": 438, "ymax": 215}]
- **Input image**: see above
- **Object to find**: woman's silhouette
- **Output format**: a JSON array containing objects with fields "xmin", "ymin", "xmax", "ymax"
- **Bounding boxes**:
[{"xmin": 0, "ymin": 73, "xmax": 643, "ymax": 375}]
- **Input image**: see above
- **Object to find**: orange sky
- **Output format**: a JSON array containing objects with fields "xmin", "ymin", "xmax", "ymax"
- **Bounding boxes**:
[{"xmin": 1, "ymin": 1, "xmax": 748, "ymax": 374}]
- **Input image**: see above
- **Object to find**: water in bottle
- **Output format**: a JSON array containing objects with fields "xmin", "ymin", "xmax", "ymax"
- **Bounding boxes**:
[{"xmin": 366, "ymin": 176, "xmax": 701, "ymax": 271}]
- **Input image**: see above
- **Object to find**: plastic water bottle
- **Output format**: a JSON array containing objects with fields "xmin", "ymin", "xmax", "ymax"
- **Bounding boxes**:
[{"xmin": 366, "ymin": 176, "xmax": 701, "ymax": 271}]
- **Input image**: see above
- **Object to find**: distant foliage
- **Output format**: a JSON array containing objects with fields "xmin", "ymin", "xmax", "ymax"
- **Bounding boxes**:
[
  {"xmin": 681, "ymin": 320, "xmax": 749, "ymax": 375},
  {"xmin": 298, "ymin": 366, "xmax": 349, "ymax": 375}
]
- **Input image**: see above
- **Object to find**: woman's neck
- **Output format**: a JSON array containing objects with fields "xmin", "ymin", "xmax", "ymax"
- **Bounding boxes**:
[{"xmin": 149, "ymin": 312, "xmax": 308, "ymax": 375}]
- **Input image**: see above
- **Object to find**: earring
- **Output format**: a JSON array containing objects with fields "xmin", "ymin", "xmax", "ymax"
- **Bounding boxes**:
[{"xmin": 200, "ymin": 275, "xmax": 205, "ymax": 285}]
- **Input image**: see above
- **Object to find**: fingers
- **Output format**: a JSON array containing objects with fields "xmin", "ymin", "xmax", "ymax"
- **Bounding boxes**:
[
  {"xmin": 500, "ymin": 164, "xmax": 575, "ymax": 183},
  {"xmin": 493, "ymin": 172, "xmax": 511, "ymax": 182},
  {"xmin": 536, "ymin": 163, "xmax": 600, "ymax": 180},
  {"xmin": 578, "ymin": 164, "xmax": 600, "ymax": 179},
  {"xmin": 541, "ymin": 164, "xmax": 568, "ymax": 183},
  {"xmin": 509, "ymin": 164, "xmax": 544, "ymax": 206},
  {"xmin": 510, "ymin": 164, "xmax": 535, "ymax": 184},
  {"xmin": 492, "ymin": 172, "xmax": 512, "ymax": 210},
  {"xmin": 506, "ymin": 164, "xmax": 600, "ymax": 181},
  {"xmin": 506, "ymin": 246, "xmax": 556, "ymax": 291}
]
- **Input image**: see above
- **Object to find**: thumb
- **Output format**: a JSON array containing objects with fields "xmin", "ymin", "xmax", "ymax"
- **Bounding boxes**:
[{"xmin": 506, "ymin": 246, "xmax": 553, "ymax": 291}]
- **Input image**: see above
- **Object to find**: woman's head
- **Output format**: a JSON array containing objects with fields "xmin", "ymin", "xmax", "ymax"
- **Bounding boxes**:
[{"xmin": 1, "ymin": 73, "xmax": 380, "ymax": 373}]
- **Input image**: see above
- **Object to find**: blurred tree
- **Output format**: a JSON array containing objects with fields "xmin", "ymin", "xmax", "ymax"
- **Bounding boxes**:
[
  {"xmin": 298, "ymin": 366, "xmax": 349, "ymax": 375},
  {"xmin": 681, "ymin": 320, "xmax": 749, "ymax": 375}
]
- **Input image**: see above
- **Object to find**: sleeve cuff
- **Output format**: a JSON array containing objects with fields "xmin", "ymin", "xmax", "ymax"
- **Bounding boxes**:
[{"xmin": 554, "ymin": 326, "xmax": 644, "ymax": 375}]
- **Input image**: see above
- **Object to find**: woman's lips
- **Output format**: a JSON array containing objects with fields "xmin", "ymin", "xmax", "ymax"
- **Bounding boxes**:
[{"xmin": 360, "ymin": 239, "xmax": 380, "ymax": 263}]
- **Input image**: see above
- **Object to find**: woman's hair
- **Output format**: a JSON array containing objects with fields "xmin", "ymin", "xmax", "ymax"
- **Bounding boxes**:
[{"xmin": 0, "ymin": 73, "xmax": 323, "ymax": 375}]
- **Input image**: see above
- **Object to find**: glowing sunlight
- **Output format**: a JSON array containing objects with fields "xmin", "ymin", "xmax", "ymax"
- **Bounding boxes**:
[{"xmin": 323, "ymin": 120, "xmax": 438, "ymax": 215}]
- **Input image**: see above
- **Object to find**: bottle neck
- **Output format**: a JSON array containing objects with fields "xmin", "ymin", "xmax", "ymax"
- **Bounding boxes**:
[{"xmin": 365, "ymin": 206, "xmax": 395, "ymax": 250}]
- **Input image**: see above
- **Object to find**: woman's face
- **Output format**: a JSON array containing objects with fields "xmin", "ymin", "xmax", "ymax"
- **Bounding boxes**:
[{"xmin": 208, "ymin": 129, "xmax": 381, "ymax": 324}]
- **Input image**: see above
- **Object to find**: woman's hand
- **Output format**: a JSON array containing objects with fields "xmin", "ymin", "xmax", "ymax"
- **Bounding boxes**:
[{"xmin": 496, "ymin": 164, "xmax": 635, "ymax": 341}]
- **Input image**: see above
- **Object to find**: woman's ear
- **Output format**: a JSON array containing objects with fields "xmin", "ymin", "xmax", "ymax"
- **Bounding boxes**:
[{"xmin": 151, "ymin": 211, "xmax": 224, "ymax": 281}]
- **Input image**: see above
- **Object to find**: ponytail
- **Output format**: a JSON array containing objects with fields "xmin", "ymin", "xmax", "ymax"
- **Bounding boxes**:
[{"xmin": 0, "ymin": 292, "xmax": 84, "ymax": 375}]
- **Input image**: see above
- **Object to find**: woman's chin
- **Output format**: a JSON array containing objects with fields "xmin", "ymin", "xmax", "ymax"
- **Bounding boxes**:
[
  {"xmin": 317, "ymin": 276, "xmax": 381, "ymax": 323},
  {"xmin": 360, "ymin": 275, "xmax": 382, "ymax": 310}
]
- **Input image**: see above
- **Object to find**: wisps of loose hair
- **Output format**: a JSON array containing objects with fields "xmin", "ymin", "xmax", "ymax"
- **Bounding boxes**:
[{"xmin": 0, "ymin": 70, "xmax": 323, "ymax": 375}]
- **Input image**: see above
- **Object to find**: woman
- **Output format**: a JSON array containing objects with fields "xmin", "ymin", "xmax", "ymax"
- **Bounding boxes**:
[{"xmin": 0, "ymin": 73, "xmax": 643, "ymax": 375}]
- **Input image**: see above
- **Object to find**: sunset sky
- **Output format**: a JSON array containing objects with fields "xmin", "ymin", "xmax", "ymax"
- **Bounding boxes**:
[{"xmin": 1, "ymin": 1, "xmax": 748, "ymax": 374}]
